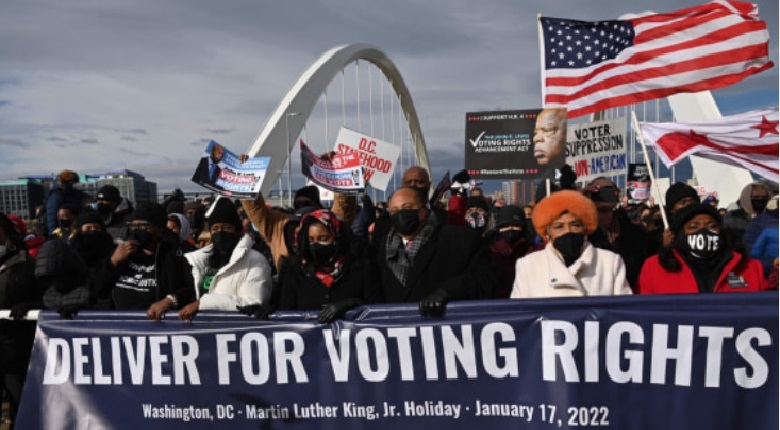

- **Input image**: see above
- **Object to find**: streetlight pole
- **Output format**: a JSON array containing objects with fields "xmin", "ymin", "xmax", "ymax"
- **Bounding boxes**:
[{"xmin": 285, "ymin": 112, "xmax": 301, "ymax": 208}]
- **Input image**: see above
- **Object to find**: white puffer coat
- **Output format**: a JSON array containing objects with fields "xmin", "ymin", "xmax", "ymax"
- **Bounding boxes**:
[{"xmin": 185, "ymin": 234, "xmax": 272, "ymax": 310}]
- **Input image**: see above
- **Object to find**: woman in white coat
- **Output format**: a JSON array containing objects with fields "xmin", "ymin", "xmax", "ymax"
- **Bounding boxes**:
[
  {"xmin": 179, "ymin": 198, "xmax": 272, "ymax": 321},
  {"xmin": 510, "ymin": 190, "xmax": 631, "ymax": 298}
]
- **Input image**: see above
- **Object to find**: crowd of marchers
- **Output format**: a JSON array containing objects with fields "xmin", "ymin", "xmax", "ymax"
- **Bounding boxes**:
[{"xmin": 0, "ymin": 161, "xmax": 776, "ymax": 427}]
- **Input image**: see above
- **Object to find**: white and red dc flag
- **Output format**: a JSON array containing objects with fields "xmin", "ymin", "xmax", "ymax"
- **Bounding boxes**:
[
  {"xmin": 638, "ymin": 109, "xmax": 779, "ymax": 181},
  {"xmin": 539, "ymin": 1, "xmax": 774, "ymax": 119}
]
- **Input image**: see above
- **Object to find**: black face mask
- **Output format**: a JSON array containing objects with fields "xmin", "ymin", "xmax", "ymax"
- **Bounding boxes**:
[
  {"xmin": 684, "ymin": 228, "xmax": 722, "ymax": 259},
  {"xmin": 97, "ymin": 203, "xmax": 113, "ymax": 217},
  {"xmin": 751, "ymin": 198, "xmax": 769, "ymax": 214},
  {"xmin": 552, "ymin": 232, "xmax": 586, "ymax": 266},
  {"xmin": 59, "ymin": 219, "xmax": 73, "ymax": 229},
  {"xmin": 78, "ymin": 230, "xmax": 102, "ymax": 246},
  {"xmin": 211, "ymin": 231, "xmax": 241, "ymax": 255},
  {"xmin": 391, "ymin": 209, "xmax": 422, "ymax": 236},
  {"xmin": 128, "ymin": 229, "xmax": 155, "ymax": 250},
  {"xmin": 499, "ymin": 230, "xmax": 523, "ymax": 245},
  {"xmin": 310, "ymin": 242, "xmax": 339, "ymax": 267}
]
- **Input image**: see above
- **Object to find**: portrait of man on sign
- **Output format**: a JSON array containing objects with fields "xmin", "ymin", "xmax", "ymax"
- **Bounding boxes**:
[
  {"xmin": 192, "ymin": 142, "xmax": 225, "ymax": 186},
  {"xmin": 533, "ymin": 108, "xmax": 567, "ymax": 174}
]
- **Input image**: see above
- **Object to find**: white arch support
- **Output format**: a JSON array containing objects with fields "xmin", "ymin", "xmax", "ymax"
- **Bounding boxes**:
[{"xmin": 247, "ymin": 44, "xmax": 430, "ymax": 196}]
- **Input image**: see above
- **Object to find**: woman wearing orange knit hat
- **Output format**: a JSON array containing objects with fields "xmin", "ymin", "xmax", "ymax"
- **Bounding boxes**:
[{"xmin": 510, "ymin": 190, "xmax": 631, "ymax": 298}]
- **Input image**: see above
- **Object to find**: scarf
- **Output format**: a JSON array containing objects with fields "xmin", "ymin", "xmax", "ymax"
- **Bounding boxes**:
[{"xmin": 385, "ymin": 212, "xmax": 438, "ymax": 286}]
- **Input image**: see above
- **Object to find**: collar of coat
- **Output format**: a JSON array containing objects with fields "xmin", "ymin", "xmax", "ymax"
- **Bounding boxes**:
[{"xmin": 544, "ymin": 241, "xmax": 595, "ymax": 293}]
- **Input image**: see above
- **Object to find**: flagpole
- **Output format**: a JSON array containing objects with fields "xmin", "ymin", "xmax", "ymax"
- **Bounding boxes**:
[
  {"xmin": 631, "ymin": 111, "xmax": 669, "ymax": 230},
  {"xmin": 537, "ymin": 14, "xmax": 546, "ymax": 107}
]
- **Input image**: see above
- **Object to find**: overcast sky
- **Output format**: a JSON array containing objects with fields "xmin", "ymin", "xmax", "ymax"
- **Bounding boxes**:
[{"xmin": 1, "ymin": 0, "xmax": 777, "ymax": 195}]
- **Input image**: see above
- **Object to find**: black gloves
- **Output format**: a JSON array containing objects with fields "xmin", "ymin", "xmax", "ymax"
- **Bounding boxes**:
[
  {"xmin": 560, "ymin": 164, "xmax": 578, "ymax": 190},
  {"xmin": 58, "ymin": 304, "xmax": 81, "ymax": 319},
  {"xmin": 237, "ymin": 303, "xmax": 275, "ymax": 319},
  {"xmin": 318, "ymin": 298, "xmax": 361, "ymax": 324},
  {"xmin": 452, "ymin": 169, "xmax": 470, "ymax": 185},
  {"xmin": 419, "ymin": 289, "xmax": 450, "ymax": 317},
  {"xmin": 10, "ymin": 302, "xmax": 35, "ymax": 320}
]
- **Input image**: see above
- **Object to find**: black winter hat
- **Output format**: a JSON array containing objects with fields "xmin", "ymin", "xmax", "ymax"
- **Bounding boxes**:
[
  {"xmin": 665, "ymin": 182, "xmax": 698, "ymax": 210},
  {"xmin": 130, "ymin": 202, "xmax": 167, "ymax": 228},
  {"xmin": 76, "ymin": 211, "xmax": 106, "ymax": 229},
  {"xmin": 294, "ymin": 185, "xmax": 321, "ymax": 205},
  {"xmin": 96, "ymin": 185, "xmax": 122, "ymax": 203},
  {"xmin": 495, "ymin": 205, "xmax": 525, "ymax": 229},
  {"xmin": 166, "ymin": 201, "xmax": 185, "ymax": 215},
  {"xmin": 467, "ymin": 196, "xmax": 489, "ymax": 212},
  {"xmin": 672, "ymin": 203, "xmax": 720, "ymax": 233},
  {"xmin": 208, "ymin": 198, "xmax": 242, "ymax": 229}
]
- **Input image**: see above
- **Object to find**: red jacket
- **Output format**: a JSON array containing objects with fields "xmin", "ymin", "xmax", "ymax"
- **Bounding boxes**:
[{"xmin": 637, "ymin": 250, "xmax": 768, "ymax": 294}]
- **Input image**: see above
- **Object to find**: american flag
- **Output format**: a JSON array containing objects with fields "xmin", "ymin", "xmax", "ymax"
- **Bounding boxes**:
[
  {"xmin": 540, "ymin": 0, "xmax": 774, "ymax": 119},
  {"xmin": 638, "ymin": 109, "xmax": 779, "ymax": 181}
]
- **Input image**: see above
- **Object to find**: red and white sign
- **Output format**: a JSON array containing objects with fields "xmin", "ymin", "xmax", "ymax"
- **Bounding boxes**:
[{"xmin": 333, "ymin": 127, "xmax": 401, "ymax": 192}]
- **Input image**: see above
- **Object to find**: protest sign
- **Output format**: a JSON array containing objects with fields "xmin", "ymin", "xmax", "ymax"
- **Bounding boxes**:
[
  {"xmin": 17, "ymin": 293, "xmax": 778, "ymax": 430},
  {"xmin": 566, "ymin": 118, "xmax": 628, "ymax": 183},
  {"xmin": 301, "ymin": 140, "xmax": 364, "ymax": 194},
  {"xmin": 191, "ymin": 140, "xmax": 269, "ymax": 198},
  {"xmin": 334, "ymin": 127, "xmax": 401, "ymax": 191},
  {"xmin": 465, "ymin": 110, "xmax": 547, "ymax": 180},
  {"xmin": 627, "ymin": 164, "xmax": 652, "ymax": 203}
]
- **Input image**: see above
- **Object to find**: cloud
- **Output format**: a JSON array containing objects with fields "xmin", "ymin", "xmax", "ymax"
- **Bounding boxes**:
[
  {"xmin": 0, "ymin": 0, "xmax": 775, "ymax": 196},
  {"xmin": 119, "ymin": 147, "xmax": 150, "ymax": 157},
  {"xmin": 0, "ymin": 137, "xmax": 27, "ymax": 147},
  {"xmin": 203, "ymin": 127, "xmax": 235, "ymax": 135}
]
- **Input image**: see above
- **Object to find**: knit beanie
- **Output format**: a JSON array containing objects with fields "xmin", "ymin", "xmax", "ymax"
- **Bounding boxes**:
[
  {"xmin": 495, "ymin": 205, "xmax": 525, "ymax": 229},
  {"xmin": 665, "ymin": 182, "xmax": 698, "ymax": 209},
  {"xmin": 57, "ymin": 170, "xmax": 80, "ymax": 184},
  {"xmin": 467, "ymin": 196, "xmax": 489, "ymax": 212},
  {"xmin": 96, "ymin": 185, "xmax": 122, "ymax": 203},
  {"xmin": 208, "ymin": 198, "xmax": 242, "ymax": 229},
  {"xmin": 130, "ymin": 202, "xmax": 167, "ymax": 228},
  {"xmin": 672, "ymin": 204, "xmax": 720, "ymax": 233},
  {"xmin": 295, "ymin": 185, "xmax": 321, "ymax": 205},
  {"xmin": 76, "ymin": 211, "xmax": 106, "ymax": 229}
]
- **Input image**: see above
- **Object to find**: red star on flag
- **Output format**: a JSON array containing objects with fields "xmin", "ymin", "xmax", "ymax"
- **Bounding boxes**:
[{"xmin": 750, "ymin": 115, "xmax": 779, "ymax": 138}]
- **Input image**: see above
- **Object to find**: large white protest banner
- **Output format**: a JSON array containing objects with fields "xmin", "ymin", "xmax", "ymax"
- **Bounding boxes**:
[
  {"xmin": 334, "ymin": 127, "xmax": 401, "ymax": 191},
  {"xmin": 566, "ymin": 117, "xmax": 628, "ymax": 183}
]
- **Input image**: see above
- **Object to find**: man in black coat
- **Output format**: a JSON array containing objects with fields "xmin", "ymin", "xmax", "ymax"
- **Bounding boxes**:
[{"xmin": 374, "ymin": 187, "xmax": 496, "ymax": 317}]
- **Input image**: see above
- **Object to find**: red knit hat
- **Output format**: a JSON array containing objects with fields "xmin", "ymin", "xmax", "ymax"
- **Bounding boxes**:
[{"xmin": 531, "ymin": 190, "xmax": 598, "ymax": 238}]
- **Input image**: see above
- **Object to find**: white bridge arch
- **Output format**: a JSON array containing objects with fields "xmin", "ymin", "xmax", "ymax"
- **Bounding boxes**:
[{"xmin": 247, "ymin": 43, "xmax": 430, "ymax": 196}]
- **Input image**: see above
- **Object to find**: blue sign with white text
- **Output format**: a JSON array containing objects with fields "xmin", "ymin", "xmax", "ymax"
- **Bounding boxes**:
[{"xmin": 17, "ymin": 293, "xmax": 778, "ymax": 429}]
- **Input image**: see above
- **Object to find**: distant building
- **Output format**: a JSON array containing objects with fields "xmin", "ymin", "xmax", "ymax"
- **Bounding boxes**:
[
  {"xmin": 501, "ymin": 180, "xmax": 538, "ymax": 206},
  {"xmin": 98, "ymin": 169, "xmax": 158, "ymax": 204},
  {"xmin": 1, "ymin": 169, "xmax": 158, "ymax": 220},
  {"xmin": 0, "ymin": 179, "xmax": 46, "ymax": 219}
]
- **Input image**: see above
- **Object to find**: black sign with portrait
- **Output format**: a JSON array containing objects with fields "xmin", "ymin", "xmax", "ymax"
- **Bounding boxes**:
[{"xmin": 465, "ymin": 109, "xmax": 566, "ymax": 180}]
